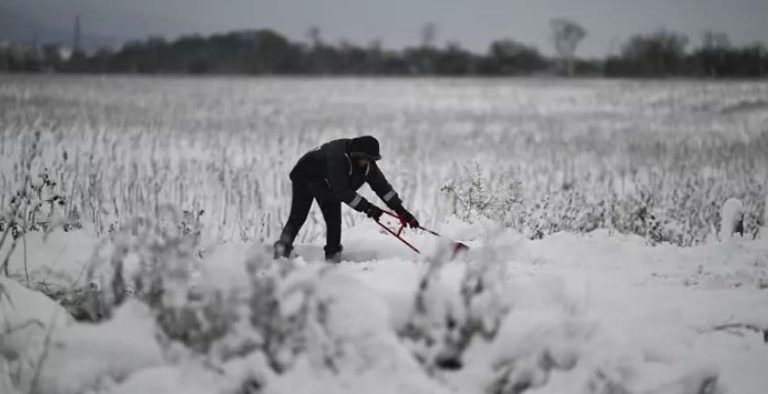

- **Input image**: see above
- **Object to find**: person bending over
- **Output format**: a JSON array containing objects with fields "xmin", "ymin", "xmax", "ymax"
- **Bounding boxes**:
[{"xmin": 274, "ymin": 136, "xmax": 418, "ymax": 262}]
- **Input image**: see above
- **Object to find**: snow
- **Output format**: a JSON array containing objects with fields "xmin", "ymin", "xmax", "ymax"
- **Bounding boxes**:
[
  {"xmin": 720, "ymin": 198, "xmax": 744, "ymax": 240},
  {"xmin": 0, "ymin": 227, "xmax": 97, "ymax": 289},
  {"xmin": 1, "ymin": 77, "xmax": 767, "ymax": 393},
  {"xmin": 2, "ymin": 219, "xmax": 767, "ymax": 393},
  {"xmin": 0, "ymin": 276, "xmax": 72, "ymax": 392},
  {"xmin": 110, "ymin": 364, "xmax": 230, "ymax": 394},
  {"xmin": 35, "ymin": 300, "xmax": 164, "ymax": 394},
  {"xmin": 1, "ymin": 275, "xmax": 163, "ymax": 394}
]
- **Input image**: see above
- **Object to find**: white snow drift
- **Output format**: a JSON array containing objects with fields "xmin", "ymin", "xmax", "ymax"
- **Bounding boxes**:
[{"xmin": 1, "ymin": 218, "xmax": 767, "ymax": 394}]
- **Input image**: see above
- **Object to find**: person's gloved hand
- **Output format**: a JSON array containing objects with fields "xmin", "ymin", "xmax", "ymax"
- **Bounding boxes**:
[
  {"xmin": 397, "ymin": 208, "xmax": 419, "ymax": 229},
  {"xmin": 366, "ymin": 205, "xmax": 383, "ymax": 221}
]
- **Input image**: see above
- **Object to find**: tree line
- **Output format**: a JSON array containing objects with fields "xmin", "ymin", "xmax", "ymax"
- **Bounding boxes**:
[{"xmin": 1, "ymin": 21, "xmax": 766, "ymax": 78}]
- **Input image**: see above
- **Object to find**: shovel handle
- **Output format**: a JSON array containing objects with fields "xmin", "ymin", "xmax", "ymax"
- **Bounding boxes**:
[
  {"xmin": 382, "ymin": 210, "xmax": 441, "ymax": 237},
  {"xmin": 381, "ymin": 209, "xmax": 469, "ymax": 252},
  {"xmin": 375, "ymin": 217, "xmax": 421, "ymax": 254}
]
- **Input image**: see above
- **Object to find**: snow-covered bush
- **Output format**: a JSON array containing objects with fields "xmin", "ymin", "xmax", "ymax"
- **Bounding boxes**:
[
  {"xmin": 440, "ymin": 162, "xmax": 524, "ymax": 228},
  {"xmin": 762, "ymin": 194, "xmax": 768, "ymax": 240},
  {"xmin": 244, "ymin": 256, "xmax": 336, "ymax": 373},
  {"xmin": 82, "ymin": 208, "xmax": 379, "ymax": 387},
  {"xmin": 485, "ymin": 310, "xmax": 588, "ymax": 394},
  {"xmin": 440, "ymin": 161, "xmax": 765, "ymax": 247},
  {"xmin": 720, "ymin": 198, "xmax": 744, "ymax": 240},
  {"xmin": 86, "ymin": 205, "xmax": 204, "ymax": 320},
  {"xmin": 1, "ymin": 131, "xmax": 81, "ymax": 281},
  {"xmin": 400, "ymin": 241, "xmax": 510, "ymax": 372}
]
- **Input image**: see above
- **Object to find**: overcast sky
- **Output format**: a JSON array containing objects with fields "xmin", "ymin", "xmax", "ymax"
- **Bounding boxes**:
[{"xmin": 5, "ymin": 0, "xmax": 768, "ymax": 56}]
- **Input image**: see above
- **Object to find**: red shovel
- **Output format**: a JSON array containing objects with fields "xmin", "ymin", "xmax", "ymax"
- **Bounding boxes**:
[{"xmin": 375, "ymin": 210, "xmax": 469, "ymax": 256}]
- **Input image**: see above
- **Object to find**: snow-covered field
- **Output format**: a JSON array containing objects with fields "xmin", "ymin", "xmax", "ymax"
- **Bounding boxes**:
[
  {"xmin": 1, "ymin": 75, "xmax": 766, "ymax": 243},
  {"xmin": 1, "ymin": 75, "xmax": 767, "ymax": 393}
]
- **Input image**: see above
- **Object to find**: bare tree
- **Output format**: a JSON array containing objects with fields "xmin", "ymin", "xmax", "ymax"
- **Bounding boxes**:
[
  {"xmin": 369, "ymin": 38, "xmax": 383, "ymax": 52},
  {"xmin": 306, "ymin": 26, "xmax": 322, "ymax": 47},
  {"xmin": 421, "ymin": 22, "xmax": 438, "ymax": 48},
  {"xmin": 550, "ymin": 18, "xmax": 587, "ymax": 76},
  {"xmin": 701, "ymin": 31, "xmax": 731, "ymax": 50}
]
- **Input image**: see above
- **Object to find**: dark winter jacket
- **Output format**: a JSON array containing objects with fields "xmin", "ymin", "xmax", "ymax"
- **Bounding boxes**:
[{"xmin": 289, "ymin": 139, "xmax": 403, "ymax": 212}]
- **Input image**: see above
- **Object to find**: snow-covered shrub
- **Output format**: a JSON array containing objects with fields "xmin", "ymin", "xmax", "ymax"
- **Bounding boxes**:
[
  {"xmin": 745, "ymin": 193, "xmax": 766, "ymax": 240},
  {"xmin": 719, "ymin": 198, "xmax": 744, "ymax": 240},
  {"xmin": 762, "ymin": 193, "xmax": 768, "ymax": 240},
  {"xmin": 1, "ymin": 131, "xmax": 81, "ymax": 280},
  {"xmin": 86, "ymin": 205, "xmax": 205, "ymax": 320},
  {"xmin": 485, "ymin": 312, "xmax": 587, "ymax": 394},
  {"xmin": 440, "ymin": 163, "xmax": 524, "ymax": 228},
  {"xmin": 440, "ymin": 160, "xmax": 765, "ymax": 247},
  {"xmin": 400, "ymin": 242, "xmax": 510, "ymax": 372},
  {"xmin": 245, "ymin": 255, "xmax": 334, "ymax": 373},
  {"xmin": 84, "ymin": 209, "xmax": 361, "ymax": 385}
]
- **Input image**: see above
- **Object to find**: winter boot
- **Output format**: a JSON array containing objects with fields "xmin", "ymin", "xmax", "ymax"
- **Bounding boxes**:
[
  {"xmin": 273, "ymin": 240, "xmax": 293, "ymax": 259},
  {"xmin": 324, "ymin": 244, "xmax": 343, "ymax": 264}
]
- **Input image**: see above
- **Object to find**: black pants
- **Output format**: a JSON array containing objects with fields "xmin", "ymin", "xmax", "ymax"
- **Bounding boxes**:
[{"xmin": 278, "ymin": 181, "xmax": 341, "ymax": 253}]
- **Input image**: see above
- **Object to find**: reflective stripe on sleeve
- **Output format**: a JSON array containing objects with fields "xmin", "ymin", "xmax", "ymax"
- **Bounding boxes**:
[
  {"xmin": 383, "ymin": 190, "xmax": 397, "ymax": 202},
  {"xmin": 350, "ymin": 194, "xmax": 363, "ymax": 208}
]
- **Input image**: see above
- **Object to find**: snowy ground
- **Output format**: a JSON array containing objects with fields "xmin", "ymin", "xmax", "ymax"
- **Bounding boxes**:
[
  {"xmin": 2, "ymin": 219, "xmax": 767, "ymax": 394},
  {"xmin": 1, "ymin": 76, "xmax": 767, "ymax": 393}
]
